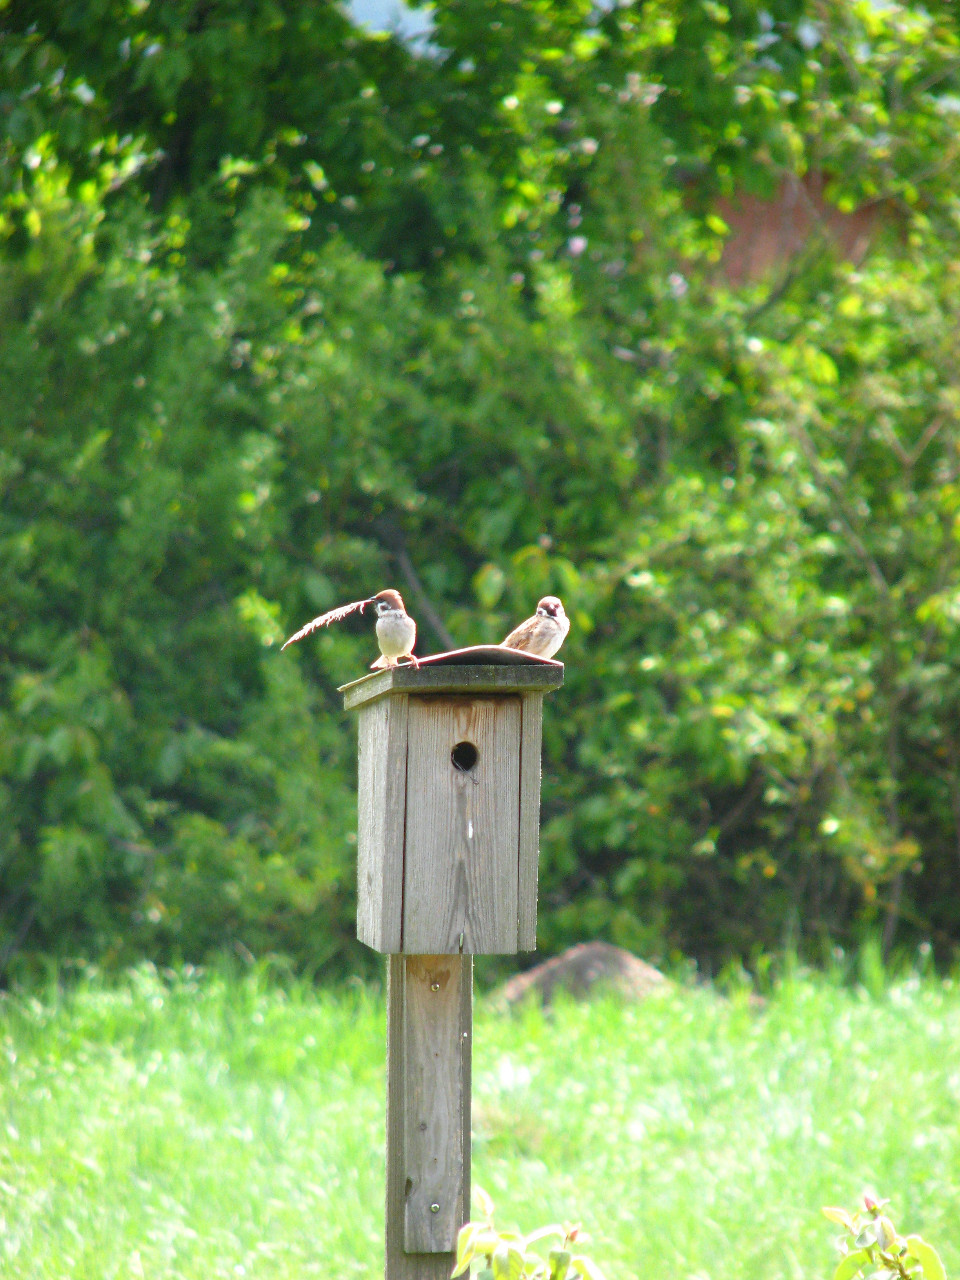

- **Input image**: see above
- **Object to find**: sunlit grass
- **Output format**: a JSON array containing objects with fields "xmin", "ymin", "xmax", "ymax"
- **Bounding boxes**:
[{"xmin": 2, "ymin": 963, "xmax": 959, "ymax": 1279}]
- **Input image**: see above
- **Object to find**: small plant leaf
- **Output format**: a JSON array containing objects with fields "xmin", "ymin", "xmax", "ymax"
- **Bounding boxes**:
[
  {"xmin": 824, "ymin": 1208, "xmax": 857, "ymax": 1230},
  {"xmin": 548, "ymin": 1248, "xmax": 572, "ymax": 1280},
  {"xmin": 475, "ymin": 1187, "xmax": 496, "ymax": 1220},
  {"xmin": 876, "ymin": 1218, "xmax": 898, "ymax": 1250},
  {"xmin": 454, "ymin": 1222, "xmax": 483, "ymax": 1278},
  {"xmin": 834, "ymin": 1247, "xmax": 872, "ymax": 1280},
  {"xmin": 526, "ymin": 1226, "xmax": 565, "ymax": 1248},
  {"xmin": 905, "ymin": 1237, "xmax": 948, "ymax": 1280},
  {"xmin": 571, "ymin": 1254, "xmax": 608, "ymax": 1280},
  {"xmin": 492, "ymin": 1242, "xmax": 525, "ymax": 1280}
]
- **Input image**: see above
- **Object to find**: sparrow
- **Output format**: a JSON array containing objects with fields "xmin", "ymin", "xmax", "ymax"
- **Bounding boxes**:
[
  {"xmin": 281, "ymin": 588, "xmax": 418, "ymax": 668},
  {"xmin": 369, "ymin": 589, "xmax": 418, "ymax": 669},
  {"xmin": 501, "ymin": 596, "xmax": 569, "ymax": 659}
]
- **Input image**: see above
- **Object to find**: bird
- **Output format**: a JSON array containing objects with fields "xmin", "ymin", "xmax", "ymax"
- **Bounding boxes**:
[
  {"xmin": 281, "ymin": 588, "xmax": 418, "ymax": 668},
  {"xmin": 369, "ymin": 589, "xmax": 418, "ymax": 669},
  {"xmin": 501, "ymin": 596, "xmax": 569, "ymax": 659}
]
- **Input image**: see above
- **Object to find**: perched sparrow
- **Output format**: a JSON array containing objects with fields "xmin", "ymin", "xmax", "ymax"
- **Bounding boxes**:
[
  {"xmin": 501, "ymin": 596, "xmax": 569, "ymax": 659},
  {"xmin": 369, "ymin": 589, "xmax": 418, "ymax": 669},
  {"xmin": 281, "ymin": 588, "xmax": 418, "ymax": 668}
]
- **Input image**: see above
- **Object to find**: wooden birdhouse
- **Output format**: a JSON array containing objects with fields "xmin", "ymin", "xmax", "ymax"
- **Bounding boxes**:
[{"xmin": 340, "ymin": 647, "xmax": 564, "ymax": 955}]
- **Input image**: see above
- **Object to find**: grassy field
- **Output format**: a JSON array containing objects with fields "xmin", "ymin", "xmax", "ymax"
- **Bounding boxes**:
[{"xmin": 1, "ymin": 961, "xmax": 959, "ymax": 1280}]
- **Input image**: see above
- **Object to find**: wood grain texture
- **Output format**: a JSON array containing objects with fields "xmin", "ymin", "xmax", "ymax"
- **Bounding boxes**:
[
  {"xmin": 403, "ymin": 697, "xmax": 521, "ymax": 954},
  {"xmin": 356, "ymin": 695, "xmax": 408, "ymax": 952},
  {"xmin": 341, "ymin": 661, "xmax": 563, "ymax": 711},
  {"xmin": 386, "ymin": 955, "xmax": 472, "ymax": 1279},
  {"xmin": 517, "ymin": 691, "xmax": 544, "ymax": 952},
  {"xmin": 402, "ymin": 956, "xmax": 465, "ymax": 1252}
]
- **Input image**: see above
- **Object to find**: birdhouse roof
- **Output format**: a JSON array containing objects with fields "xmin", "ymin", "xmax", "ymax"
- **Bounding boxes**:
[{"xmin": 340, "ymin": 646, "xmax": 564, "ymax": 710}]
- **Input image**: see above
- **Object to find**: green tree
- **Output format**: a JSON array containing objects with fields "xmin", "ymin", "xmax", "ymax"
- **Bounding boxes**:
[{"xmin": 2, "ymin": 0, "xmax": 960, "ymax": 976}]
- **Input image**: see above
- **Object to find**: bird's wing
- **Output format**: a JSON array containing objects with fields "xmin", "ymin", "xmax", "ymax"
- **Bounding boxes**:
[
  {"xmin": 281, "ymin": 598, "xmax": 369, "ymax": 650},
  {"xmin": 501, "ymin": 619, "xmax": 533, "ymax": 650}
]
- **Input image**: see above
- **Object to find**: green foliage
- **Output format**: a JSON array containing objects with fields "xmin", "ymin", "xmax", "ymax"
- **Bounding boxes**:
[
  {"xmin": 824, "ymin": 1197, "xmax": 948, "ymax": 1280},
  {"xmin": 0, "ymin": 196, "xmax": 366, "ymax": 972},
  {"xmin": 3, "ymin": 0, "xmax": 960, "ymax": 974},
  {"xmin": 453, "ymin": 1189, "xmax": 606, "ymax": 1280}
]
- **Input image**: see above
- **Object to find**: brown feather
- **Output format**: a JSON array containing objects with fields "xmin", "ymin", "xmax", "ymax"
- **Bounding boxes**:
[{"xmin": 281, "ymin": 597, "xmax": 370, "ymax": 650}]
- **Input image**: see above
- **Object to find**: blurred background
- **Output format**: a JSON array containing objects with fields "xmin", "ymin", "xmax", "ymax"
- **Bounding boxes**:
[{"xmin": 3, "ymin": 0, "xmax": 960, "ymax": 984}]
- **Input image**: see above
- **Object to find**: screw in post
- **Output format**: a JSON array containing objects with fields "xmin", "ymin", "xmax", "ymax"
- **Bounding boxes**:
[
  {"xmin": 430, "ymin": 1203, "xmax": 440, "ymax": 1214},
  {"xmin": 430, "ymin": 981, "xmax": 440, "ymax": 991}
]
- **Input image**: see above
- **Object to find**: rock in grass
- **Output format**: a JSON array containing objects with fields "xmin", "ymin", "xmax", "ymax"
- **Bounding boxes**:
[{"xmin": 496, "ymin": 942, "xmax": 669, "ymax": 1006}]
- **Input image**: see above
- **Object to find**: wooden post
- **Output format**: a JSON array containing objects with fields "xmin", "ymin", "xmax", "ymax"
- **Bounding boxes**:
[
  {"xmin": 340, "ymin": 647, "xmax": 563, "ymax": 1280},
  {"xmin": 386, "ymin": 955, "xmax": 472, "ymax": 1280},
  {"xmin": 518, "ymin": 691, "xmax": 544, "ymax": 952}
]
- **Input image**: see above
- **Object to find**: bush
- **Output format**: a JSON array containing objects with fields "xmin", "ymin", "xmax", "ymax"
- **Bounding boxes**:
[{"xmin": 4, "ymin": 2, "xmax": 960, "ymax": 976}]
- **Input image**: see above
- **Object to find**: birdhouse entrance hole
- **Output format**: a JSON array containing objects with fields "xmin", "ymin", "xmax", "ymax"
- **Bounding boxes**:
[{"xmin": 450, "ymin": 741, "xmax": 478, "ymax": 773}]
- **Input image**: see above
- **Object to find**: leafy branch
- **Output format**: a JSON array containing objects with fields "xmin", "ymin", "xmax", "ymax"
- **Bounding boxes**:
[
  {"xmin": 452, "ymin": 1189, "xmax": 607, "ymax": 1280},
  {"xmin": 823, "ymin": 1196, "xmax": 947, "ymax": 1280}
]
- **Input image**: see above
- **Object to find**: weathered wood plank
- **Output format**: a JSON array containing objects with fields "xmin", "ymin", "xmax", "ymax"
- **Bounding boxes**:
[
  {"xmin": 341, "ymin": 660, "xmax": 563, "ymax": 711},
  {"xmin": 386, "ymin": 955, "xmax": 472, "ymax": 1280},
  {"xmin": 402, "ymin": 956, "xmax": 465, "ymax": 1252},
  {"xmin": 403, "ymin": 697, "xmax": 521, "ymax": 954},
  {"xmin": 517, "ymin": 691, "xmax": 544, "ymax": 951},
  {"xmin": 357, "ymin": 695, "xmax": 408, "ymax": 952}
]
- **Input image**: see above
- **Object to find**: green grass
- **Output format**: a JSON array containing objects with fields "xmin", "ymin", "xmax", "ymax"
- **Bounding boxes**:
[{"xmin": 2, "ymin": 963, "xmax": 959, "ymax": 1279}]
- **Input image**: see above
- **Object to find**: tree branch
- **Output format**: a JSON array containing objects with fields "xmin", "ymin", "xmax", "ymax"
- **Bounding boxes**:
[
  {"xmin": 393, "ymin": 544, "xmax": 457, "ymax": 651},
  {"xmin": 371, "ymin": 518, "xmax": 457, "ymax": 650}
]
